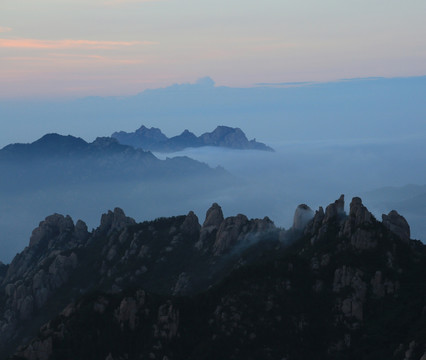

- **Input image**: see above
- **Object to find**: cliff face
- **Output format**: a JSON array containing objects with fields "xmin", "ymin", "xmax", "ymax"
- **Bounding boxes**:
[{"xmin": 3, "ymin": 196, "xmax": 426, "ymax": 360}]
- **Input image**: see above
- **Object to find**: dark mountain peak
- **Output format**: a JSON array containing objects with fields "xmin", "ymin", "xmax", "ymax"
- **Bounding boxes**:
[
  {"xmin": 112, "ymin": 125, "xmax": 168, "ymax": 149},
  {"xmin": 2, "ymin": 212, "xmax": 89, "ymax": 287},
  {"xmin": 33, "ymin": 133, "xmax": 89, "ymax": 152},
  {"xmin": 213, "ymin": 125, "xmax": 243, "ymax": 135},
  {"xmin": 200, "ymin": 125, "xmax": 246, "ymax": 146},
  {"xmin": 324, "ymin": 194, "xmax": 345, "ymax": 222},
  {"xmin": 29, "ymin": 213, "xmax": 75, "ymax": 248},
  {"xmin": 135, "ymin": 125, "xmax": 168, "ymax": 140},
  {"xmin": 382, "ymin": 210, "xmax": 410, "ymax": 241},
  {"xmin": 35, "ymin": 133, "xmax": 84, "ymax": 144},
  {"xmin": 180, "ymin": 129, "xmax": 194, "ymax": 136},
  {"xmin": 202, "ymin": 202, "xmax": 224, "ymax": 228},
  {"xmin": 112, "ymin": 125, "xmax": 274, "ymax": 152},
  {"xmin": 98, "ymin": 207, "xmax": 136, "ymax": 236},
  {"xmin": 347, "ymin": 196, "xmax": 374, "ymax": 225},
  {"xmin": 180, "ymin": 211, "xmax": 201, "ymax": 236},
  {"xmin": 302, "ymin": 195, "xmax": 413, "ymax": 252},
  {"xmin": 4, "ymin": 196, "xmax": 426, "ymax": 360},
  {"xmin": 0, "ymin": 133, "xmax": 89, "ymax": 161}
]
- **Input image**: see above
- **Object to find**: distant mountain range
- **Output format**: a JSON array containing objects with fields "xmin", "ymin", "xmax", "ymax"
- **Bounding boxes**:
[
  {"xmin": 3, "ymin": 195, "xmax": 426, "ymax": 359},
  {"xmin": 112, "ymin": 125, "xmax": 274, "ymax": 152},
  {"xmin": 0, "ymin": 133, "xmax": 229, "ymax": 189},
  {"xmin": 0, "ymin": 133, "xmax": 234, "ymax": 263}
]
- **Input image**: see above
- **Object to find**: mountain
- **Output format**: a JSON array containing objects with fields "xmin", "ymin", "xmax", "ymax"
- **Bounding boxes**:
[
  {"xmin": 0, "ymin": 133, "xmax": 228, "ymax": 187},
  {"xmin": 2, "ymin": 195, "xmax": 426, "ymax": 359},
  {"xmin": 363, "ymin": 184, "xmax": 426, "ymax": 242},
  {"xmin": 112, "ymin": 125, "xmax": 274, "ymax": 152},
  {"xmin": 0, "ymin": 134, "xmax": 233, "ymax": 263}
]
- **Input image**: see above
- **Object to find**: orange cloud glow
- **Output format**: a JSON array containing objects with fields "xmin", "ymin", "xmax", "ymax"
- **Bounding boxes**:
[{"xmin": 0, "ymin": 38, "xmax": 157, "ymax": 49}]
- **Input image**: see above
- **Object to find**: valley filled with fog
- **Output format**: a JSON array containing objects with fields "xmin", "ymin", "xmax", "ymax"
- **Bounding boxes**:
[
  {"xmin": 156, "ymin": 137, "xmax": 426, "ymax": 240},
  {"xmin": 1, "ymin": 76, "xmax": 425, "ymax": 263},
  {"xmin": 1, "ymin": 133, "xmax": 425, "ymax": 264}
]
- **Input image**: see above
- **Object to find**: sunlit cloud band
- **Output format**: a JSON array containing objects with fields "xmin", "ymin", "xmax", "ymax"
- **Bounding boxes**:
[{"xmin": 0, "ymin": 38, "xmax": 157, "ymax": 49}]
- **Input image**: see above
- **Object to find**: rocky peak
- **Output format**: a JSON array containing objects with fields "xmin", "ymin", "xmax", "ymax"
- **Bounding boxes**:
[
  {"xmin": 336, "ymin": 197, "xmax": 375, "ymax": 247},
  {"xmin": 304, "ymin": 206, "xmax": 325, "ymax": 239},
  {"xmin": 324, "ymin": 194, "xmax": 345, "ymax": 223},
  {"xmin": 135, "ymin": 125, "xmax": 168, "ymax": 142},
  {"xmin": 202, "ymin": 203, "xmax": 224, "ymax": 228},
  {"xmin": 347, "ymin": 197, "xmax": 373, "ymax": 227},
  {"xmin": 213, "ymin": 214, "xmax": 249, "ymax": 255},
  {"xmin": 98, "ymin": 207, "xmax": 136, "ymax": 236},
  {"xmin": 29, "ymin": 214, "xmax": 76, "ymax": 248},
  {"xmin": 180, "ymin": 211, "xmax": 201, "ymax": 235},
  {"xmin": 3, "ymin": 214, "xmax": 87, "ymax": 285},
  {"xmin": 200, "ymin": 126, "xmax": 247, "ymax": 148},
  {"xmin": 293, "ymin": 204, "xmax": 314, "ymax": 231},
  {"xmin": 382, "ymin": 210, "xmax": 410, "ymax": 241}
]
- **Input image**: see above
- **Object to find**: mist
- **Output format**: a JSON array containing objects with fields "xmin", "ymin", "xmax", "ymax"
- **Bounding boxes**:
[
  {"xmin": 156, "ymin": 137, "xmax": 426, "ymax": 241},
  {"xmin": 2, "ymin": 133, "xmax": 425, "ymax": 264},
  {"xmin": 1, "ymin": 76, "xmax": 425, "ymax": 148},
  {"xmin": 1, "ymin": 76, "xmax": 425, "ymax": 263}
]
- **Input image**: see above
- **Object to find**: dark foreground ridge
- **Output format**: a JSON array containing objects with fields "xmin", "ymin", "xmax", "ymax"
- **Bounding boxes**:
[
  {"xmin": 1, "ymin": 196, "xmax": 425, "ymax": 359},
  {"xmin": 112, "ymin": 125, "xmax": 274, "ymax": 152}
]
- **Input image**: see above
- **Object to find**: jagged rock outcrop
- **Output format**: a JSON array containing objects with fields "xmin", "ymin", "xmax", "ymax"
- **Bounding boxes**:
[
  {"xmin": 0, "ymin": 214, "xmax": 88, "ymax": 352},
  {"xmin": 195, "ymin": 203, "xmax": 224, "ymax": 251},
  {"xmin": 382, "ymin": 210, "xmax": 410, "ymax": 241},
  {"xmin": 304, "ymin": 195, "xmax": 384, "ymax": 250},
  {"xmin": 305, "ymin": 195, "xmax": 346, "ymax": 243},
  {"xmin": 340, "ymin": 197, "xmax": 377, "ymax": 249},
  {"xmin": 324, "ymin": 194, "xmax": 345, "ymax": 223},
  {"xmin": 97, "ymin": 207, "xmax": 136, "ymax": 236},
  {"xmin": 203, "ymin": 203, "xmax": 224, "ymax": 228},
  {"xmin": 343, "ymin": 197, "xmax": 373, "ymax": 231},
  {"xmin": 213, "ymin": 215, "xmax": 274, "ymax": 256},
  {"xmin": 3, "ymin": 214, "xmax": 88, "ymax": 285},
  {"xmin": 5, "ymin": 196, "xmax": 423, "ymax": 360},
  {"xmin": 180, "ymin": 211, "xmax": 201, "ymax": 236},
  {"xmin": 292, "ymin": 204, "xmax": 314, "ymax": 231},
  {"xmin": 195, "ymin": 203, "xmax": 276, "ymax": 255}
]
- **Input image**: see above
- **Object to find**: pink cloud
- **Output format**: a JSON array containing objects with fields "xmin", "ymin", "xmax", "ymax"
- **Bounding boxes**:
[
  {"xmin": 1, "ymin": 53, "xmax": 145, "ymax": 67},
  {"xmin": 0, "ymin": 27, "xmax": 12, "ymax": 33},
  {"xmin": 0, "ymin": 38, "xmax": 157, "ymax": 49},
  {"xmin": 104, "ymin": 0, "xmax": 163, "ymax": 4}
]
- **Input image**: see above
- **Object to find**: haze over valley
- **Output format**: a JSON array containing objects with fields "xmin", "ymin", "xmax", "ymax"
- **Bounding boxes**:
[{"xmin": 2, "ymin": 0, "xmax": 426, "ymax": 356}]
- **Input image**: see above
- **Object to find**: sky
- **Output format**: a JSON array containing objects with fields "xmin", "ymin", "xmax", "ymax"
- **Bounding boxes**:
[{"xmin": 1, "ymin": 0, "xmax": 426, "ymax": 98}]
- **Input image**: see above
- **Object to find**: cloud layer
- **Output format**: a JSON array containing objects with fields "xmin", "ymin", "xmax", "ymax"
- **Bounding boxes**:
[
  {"xmin": 0, "ymin": 38, "xmax": 157, "ymax": 49},
  {"xmin": 0, "ymin": 27, "xmax": 12, "ymax": 33}
]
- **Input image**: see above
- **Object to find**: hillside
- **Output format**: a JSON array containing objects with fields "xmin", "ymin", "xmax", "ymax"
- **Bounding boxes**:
[{"xmin": 1, "ymin": 196, "xmax": 425, "ymax": 359}]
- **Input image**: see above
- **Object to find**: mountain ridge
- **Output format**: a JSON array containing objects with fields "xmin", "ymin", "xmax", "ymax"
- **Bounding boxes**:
[
  {"xmin": 112, "ymin": 125, "xmax": 274, "ymax": 153},
  {"xmin": 1, "ymin": 195, "xmax": 424, "ymax": 359}
]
